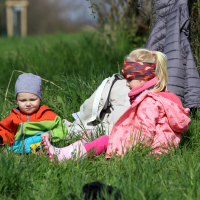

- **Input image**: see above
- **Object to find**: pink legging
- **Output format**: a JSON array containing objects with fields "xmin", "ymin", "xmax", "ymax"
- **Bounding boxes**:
[{"xmin": 84, "ymin": 135, "xmax": 109, "ymax": 156}]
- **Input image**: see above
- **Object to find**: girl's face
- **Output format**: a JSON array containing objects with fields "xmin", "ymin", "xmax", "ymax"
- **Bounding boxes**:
[{"xmin": 126, "ymin": 79, "xmax": 147, "ymax": 90}]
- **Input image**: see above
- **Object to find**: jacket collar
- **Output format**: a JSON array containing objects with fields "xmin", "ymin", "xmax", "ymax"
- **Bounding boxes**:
[
  {"xmin": 128, "ymin": 77, "xmax": 158, "ymax": 104},
  {"xmin": 12, "ymin": 105, "xmax": 52, "ymax": 120}
]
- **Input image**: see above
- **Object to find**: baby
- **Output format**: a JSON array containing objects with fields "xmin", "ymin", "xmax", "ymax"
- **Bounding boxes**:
[{"xmin": 0, "ymin": 73, "xmax": 67, "ymax": 153}]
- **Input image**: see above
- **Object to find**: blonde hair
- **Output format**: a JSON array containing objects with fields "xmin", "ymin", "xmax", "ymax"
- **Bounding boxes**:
[{"xmin": 124, "ymin": 48, "xmax": 168, "ymax": 92}]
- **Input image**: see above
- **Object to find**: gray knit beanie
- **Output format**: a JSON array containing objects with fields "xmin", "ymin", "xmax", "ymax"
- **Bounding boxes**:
[{"xmin": 15, "ymin": 73, "xmax": 42, "ymax": 99}]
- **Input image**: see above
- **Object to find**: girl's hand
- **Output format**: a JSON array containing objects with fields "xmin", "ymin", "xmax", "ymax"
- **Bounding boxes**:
[{"xmin": 40, "ymin": 132, "xmax": 50, "ymax": 140}]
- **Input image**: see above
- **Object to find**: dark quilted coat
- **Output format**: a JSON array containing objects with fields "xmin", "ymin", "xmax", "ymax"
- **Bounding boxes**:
[{"xmin": 145, "ymin": 0, "xmax": 200, "ymax": 109}]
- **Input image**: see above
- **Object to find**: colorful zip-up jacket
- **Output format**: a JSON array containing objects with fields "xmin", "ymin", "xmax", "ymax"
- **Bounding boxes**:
[{"xmin": 0, "ymin": 105, "xmax": 67, "ymax": 146}]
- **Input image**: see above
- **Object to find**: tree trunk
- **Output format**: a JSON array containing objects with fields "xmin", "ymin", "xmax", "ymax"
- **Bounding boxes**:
[
  {"xmin": 0, "ymin": 2, "xmax": 6, "ymax": 35},
  {"xmin": 188, "ymin": 0, "xmax": 199, "ymax": 65},
  {"xmin": 149, "ymin": 0, "xmax": 155, "ymax": 32}
]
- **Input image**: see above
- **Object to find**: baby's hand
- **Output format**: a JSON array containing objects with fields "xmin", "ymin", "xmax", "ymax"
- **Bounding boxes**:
[{"xmin": 40, "ymin": 132, "xmax": 50, "ymax": 140}]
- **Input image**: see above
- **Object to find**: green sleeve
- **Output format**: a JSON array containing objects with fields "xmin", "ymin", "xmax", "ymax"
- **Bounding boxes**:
[{"xmin": 50, "ymin": 116, "xmax": 68, "ymax": 143}]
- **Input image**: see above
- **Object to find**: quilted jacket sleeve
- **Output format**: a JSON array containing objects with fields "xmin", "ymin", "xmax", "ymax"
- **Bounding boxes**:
[{"xmin": 0, "ymin": 114, "xmax": 15, "ymax": 146}]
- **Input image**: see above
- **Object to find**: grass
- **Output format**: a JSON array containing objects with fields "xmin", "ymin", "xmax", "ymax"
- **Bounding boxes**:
[{"xmin": 0, "ymin": 31, "xmax": 199, "ymax": 199}]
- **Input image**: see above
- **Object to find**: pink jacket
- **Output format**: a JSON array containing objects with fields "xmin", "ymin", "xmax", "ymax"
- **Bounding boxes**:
[{"xmin": 105, "ymin": 90, "xmax": 191, "ymax": 158}]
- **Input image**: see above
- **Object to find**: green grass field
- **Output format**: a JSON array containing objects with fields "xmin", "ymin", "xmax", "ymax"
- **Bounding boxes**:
[{"xmin": 0, "ymin": 31, "xmax": 200, "ymax": 200}]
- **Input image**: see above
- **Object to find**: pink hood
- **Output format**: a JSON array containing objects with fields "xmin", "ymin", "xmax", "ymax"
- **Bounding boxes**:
[
  {"xmin": 147, "ymin": 92, "xmax": 190, "ymax": 132},
  {"xmin": 130, "ymin": 91, "xmax": 190, "ymax": 133}
]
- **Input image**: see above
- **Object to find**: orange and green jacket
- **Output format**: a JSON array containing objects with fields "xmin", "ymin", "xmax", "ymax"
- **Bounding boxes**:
[{"xmin": 0, "ymin": 105, "xmax": 67, "ymax": 146}]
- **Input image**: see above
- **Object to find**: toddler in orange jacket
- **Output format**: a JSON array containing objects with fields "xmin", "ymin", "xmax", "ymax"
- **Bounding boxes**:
[{"xmin": 0, "ymin": 73, "xmax": 67, "ymax": 150}]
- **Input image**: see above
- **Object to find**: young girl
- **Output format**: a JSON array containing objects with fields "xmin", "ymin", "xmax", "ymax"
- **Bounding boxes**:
[{"xmin": 42, "ymin": 49, "xmax": 191, "ymax": 161}]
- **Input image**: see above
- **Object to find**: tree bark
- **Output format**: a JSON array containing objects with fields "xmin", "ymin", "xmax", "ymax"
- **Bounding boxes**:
[
  {"xmin": 149, "ymin": 0, "xmax": 155, "ymax": 32},
  {"xmin": 0, "ymin": 2, "xmax": 6, "ymax": 35},
  {"xmin": 188, "ymin": 0, "xmax": 199, "ymax": 64}
]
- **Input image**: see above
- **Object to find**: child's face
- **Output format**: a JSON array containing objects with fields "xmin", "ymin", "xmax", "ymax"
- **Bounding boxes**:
[
  {"xmin": 16, "ymin": 93, "xmax": 41, "ymax": 114},
  {"xmin": 126, "ymin": 79, "xmax": 147, "ymax": 90}
]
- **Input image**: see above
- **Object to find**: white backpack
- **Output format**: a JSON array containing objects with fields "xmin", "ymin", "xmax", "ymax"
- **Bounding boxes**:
[{"xmin": 63, "ymin": 74, "xmax": 130, "ymax": 137}]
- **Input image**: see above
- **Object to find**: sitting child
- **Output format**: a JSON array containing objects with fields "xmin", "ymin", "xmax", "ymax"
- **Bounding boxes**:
[
  {"xmin": 41, "ymin": 49, "xmax": 191, "ymax": 161},
  {"xmin": 0, "ymin": 73, "xmax": 67, "ymax": 153}
]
